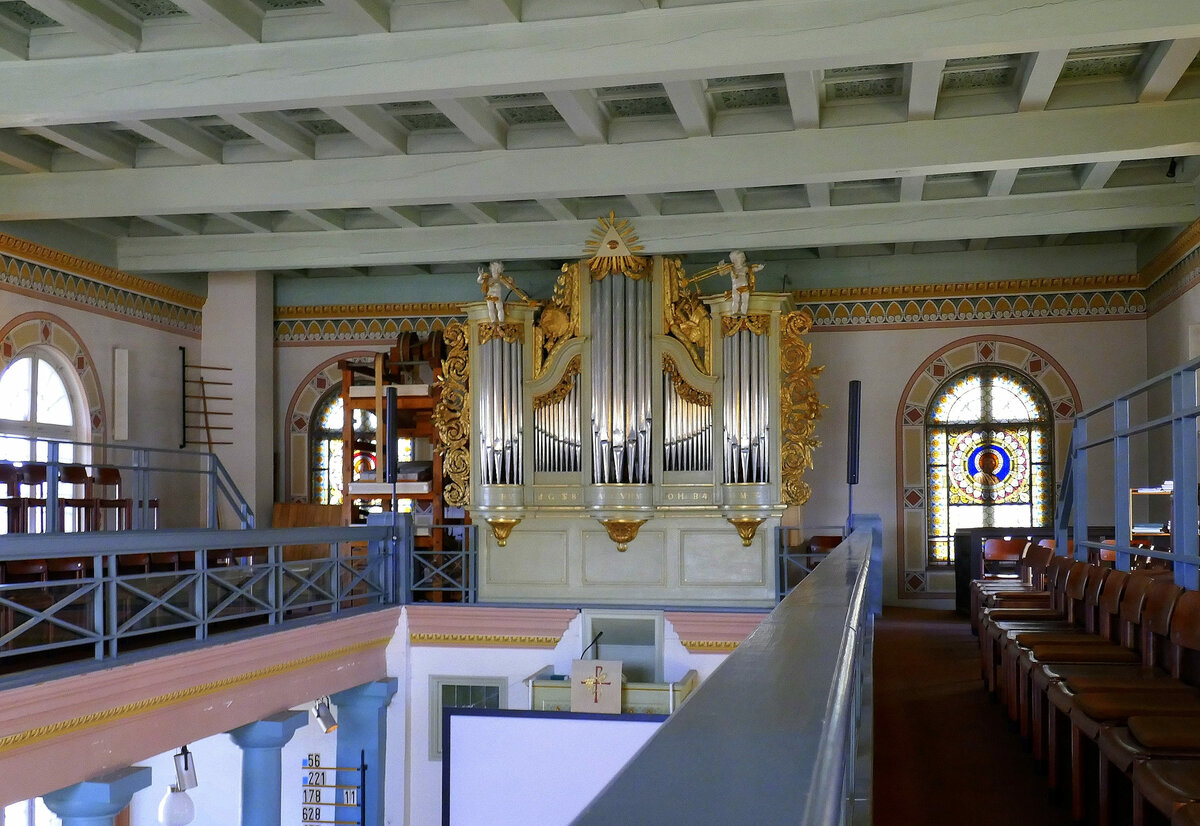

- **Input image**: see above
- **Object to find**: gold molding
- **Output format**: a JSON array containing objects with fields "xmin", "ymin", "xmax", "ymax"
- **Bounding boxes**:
[
  {"xmin": 486, "ymin": 517, "xmax": 521, "ymax": 547},
  {"xmin": 662, "ymin": 354, "xmax": 712, "ymax": 408},
  {"xmin": 793, "ymin": 274, "xmax": 1144, "ymax": 305},
  {"xmin": 533, "ymin": 355, "xmax": 581, "ymax": 410},
  {"xmin": 0, "ymin": 636, "xmax": 390, "ymax": 754},
  {"xmin": 727, "ymin": 517, "xmax": 765, "ymax": 547},
  {"xmin": 1141, "ymin": 216, "xmax": 1200, "ymax": 286},
  {"xmin": 432, "ymin": 320, "xmax": 470, "ymax": 507},
  {"xmin": 598, "ymin": 518, "xmax": 648, "ymax": 552},
  {"xmin": 721, "ymin": 314, "xmax": 771, "ymax": 337},
  {"xmin": 276, "ymin": 302, "xmax": 465, "ymax": 319},
  {"xmin": 0, "ymin": 233, "xmax": 206, "ymax": 310},
  {"xmin": 409, "ymin": 633, "xmax": 562, "ymax": 648},
  {"xmin": 679, "ymin": 640, "xmax": 740, "ymax": 652},
  {"xmin": 780, "ymin": 310, "xmax": 823, "ymax": 505}
]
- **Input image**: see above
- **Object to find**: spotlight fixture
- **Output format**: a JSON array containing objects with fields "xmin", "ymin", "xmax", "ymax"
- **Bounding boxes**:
[
  {"xmin": 173, "ymin": 745, "xmax": 198, "ymax": 790},
  {"xmin": 1167, "ymin": 158, "xmax": 1178, "ymax": 178},
  {"xmin": 313, "ymin": 697, "xmax": 338, "ymax": 733}
]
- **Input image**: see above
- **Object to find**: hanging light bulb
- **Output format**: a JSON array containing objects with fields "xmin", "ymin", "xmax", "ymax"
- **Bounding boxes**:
[
  {"xmin": 313, "ymin": 697, "xmax": 338, "ymax": 733},
  {"xmin": 157, "ymin": 786, "xmax": 195, "ymax": 826}
]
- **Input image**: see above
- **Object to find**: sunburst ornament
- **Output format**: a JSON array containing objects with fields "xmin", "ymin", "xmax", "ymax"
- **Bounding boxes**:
[{"xmin": 584, "ymin": 211, "xmax": 649, "ymax": 279}]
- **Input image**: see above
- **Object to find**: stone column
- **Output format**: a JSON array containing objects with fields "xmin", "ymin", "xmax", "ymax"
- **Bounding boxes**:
[
  {"xmin": 42, "ymin": 765, "xmax": 151, "ymax": 826},
  {"xmin": 330, "ymin": 679, "xmax": 399, "ymax": 826},
  {"xmin": 228, "ymin": 710, "xmax": 309, "ymax": 826}
]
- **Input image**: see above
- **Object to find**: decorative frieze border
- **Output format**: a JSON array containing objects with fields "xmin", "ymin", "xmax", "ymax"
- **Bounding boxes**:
[
  {"xmin": 275, "ymin": 303, "xmax": 466, "ymax": 344},
  {"xmin": 0, "ymin": 234, "xmax": 204, "ymax": 336}
]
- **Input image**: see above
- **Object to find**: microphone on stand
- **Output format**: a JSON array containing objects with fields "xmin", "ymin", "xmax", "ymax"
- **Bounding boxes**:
[{"xmin": 580, "ymin": 631, "xmax": 604, "ymax": 660}]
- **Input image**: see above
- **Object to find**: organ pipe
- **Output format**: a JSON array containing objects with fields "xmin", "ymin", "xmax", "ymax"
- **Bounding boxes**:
[
  {"xmin": 722, "ymin": 329, "xmax": 769, "ymax": 483},
  {"xmin": 590, "ymin": 272, "xmax": 652, "ymax": 484},
  {"xmin": 478, "ymin": 336, "xmax": 524, "ymax": 485}
]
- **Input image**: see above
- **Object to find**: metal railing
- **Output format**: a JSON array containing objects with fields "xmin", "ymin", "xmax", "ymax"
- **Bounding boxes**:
[
  {"xmin": 776, "ymin": 524, "xmax": 847, "ymax": 600},
  {"xmin": 1055, "ymin": 355, "xmax": 1200, "ymax": 588},
  {"xmin": 572, "ymin": 515, "xmax": 883, "ymax": 826}
]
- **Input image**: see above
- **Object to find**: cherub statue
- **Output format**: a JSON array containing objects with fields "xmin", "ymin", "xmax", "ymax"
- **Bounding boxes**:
[
  {"xmin": 724, "ymin": 249, "xmax": 763, "ymax": 316},
  {"xmin": 477, "ymin": 261, "xmax": 537, "ymax": 325}
]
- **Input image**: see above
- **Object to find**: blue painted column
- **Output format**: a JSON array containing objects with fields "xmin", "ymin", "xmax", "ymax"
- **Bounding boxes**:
[
  {"xmin": 228, "ymin": 710, "xmax": 309, "ymax": 826},
  {"xmin": 331, "ymin": 679, "xmax": 399, "ymax": 826},
  {"xmin": 42, "ymin": 765, "xmax": 151, "ymax": 826}
]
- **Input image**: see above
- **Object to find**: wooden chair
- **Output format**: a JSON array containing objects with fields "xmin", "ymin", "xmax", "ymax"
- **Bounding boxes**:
[
  {"xmin": 57, "ymin": 463, "xmax": 96, "ymax": 532},
  {"xmin": 0, "ymin": 462, "xmax": 24, "ymax": 533},
  {"xmin": 91, "ymin": 466, "xmax": 132, "ymax": 531}
]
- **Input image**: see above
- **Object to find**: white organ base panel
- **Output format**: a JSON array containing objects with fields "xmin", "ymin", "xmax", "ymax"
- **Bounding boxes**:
[{"xmin": 477, "ymin": 513, "xmax": 780, "ymax": 607}]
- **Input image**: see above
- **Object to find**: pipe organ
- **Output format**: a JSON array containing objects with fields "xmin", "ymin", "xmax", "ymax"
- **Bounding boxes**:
[{"xmin": 434, "ymin": 215, "xmax": 822, "ymax": 606}]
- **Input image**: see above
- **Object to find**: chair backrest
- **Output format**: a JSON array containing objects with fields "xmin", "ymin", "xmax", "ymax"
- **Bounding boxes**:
[
  {"xmin": 983, "ymin": 537, "xmax": 1027, "ymax": 561},
  {"xmin": 58, "ymin": 464, "xmax": 90, "ymax": 486},
  {"xmin": 1019, "ymin": 543, "xmax": 1055, "ymax": 587},
  {"xmin": 91, "ymin": 466, "xmax": 122, "ymax": 494},
  {"xmin": 1168, "ymin": 590, "xmax": 1200, "ymax": 677},
  {"xmin": 807, "ymin": 535, "xmax": 842, "ymax": 554},
  {"xmin": 20, "ymin": 463, "xmax": 47, "ymax": 492},
  {"xmin": 1077, "ymin": 564, "xmax": 1110, "ymax": 629},
  {"xmin": 0, "ymin": 462, "xmax": 21, "ymax": 496},
  {"xmin": 4, "ymin": 558, "xmax": 47, "ymax": 580},
  {"xmin": 47, "ymin": 557, "xmax": 88, "ymax": 579}
]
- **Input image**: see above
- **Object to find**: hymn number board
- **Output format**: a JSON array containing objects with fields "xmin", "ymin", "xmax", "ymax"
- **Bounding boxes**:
[{"xmin": 301, "ymin": 752, "xmax": 363, "ymax": 825}]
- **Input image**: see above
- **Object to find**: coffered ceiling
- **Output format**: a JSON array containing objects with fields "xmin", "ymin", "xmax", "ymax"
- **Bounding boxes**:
[{"xmin": 0, "ymin": 0, "xmax": 1197, "ymax": 283}]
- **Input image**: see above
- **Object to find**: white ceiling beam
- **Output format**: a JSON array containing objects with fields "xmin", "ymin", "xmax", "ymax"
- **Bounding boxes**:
[
  {"xmin": 223, "ymin": 112, "xmax": 314, "ymax": 160},
  {"xmin": 1017, "ymin": 49, "xmax": 1069, "ymax": 112},
  {"xmin": 322, "ymin": 105, "xmax": 408, "ymax": 154},
  {"xmin": 454, "ymin": 202, "xmax": 498, "ymax": 224},
  {"xmin": 215, "ymin": 212, "xmax": 276, "ymax": 232},
  {"xmin": 6, "ymin": 0, "xmax": 1197, "ymax": 126},
  {"xmin": 537, "ymin": 198, "xmax": 576, "ymax": 221},
  {"xmin": 0, "ymin": 25, "xmax": 28, "ymax": 61},
  {"xmin": 64, "ymin": 217, "xmax": 128, "ymax": 237},
  {"xmin": 140, "ymin": 214, "xmax": 203, "ymax": 235},
  {"xmin": 0, "ymin": 132, "xmax": 53, "ymax": 172},
  {"xmin": 432, "ymin": 98, "xmax": 506, "ymax": 150},
  {"xmin": 120, "ymin": 119, "xmax": 223, "ymax": 164},
  {"xmin": 626, "ymin": 194, "xmax": 661, "ymax": 217},
  {"xmin": 664, "ymin": 80, "xmax": 712, "ymax": 138},
  {"xmin": 321, "ymin": 0, "xmax": 388, "ymax": 34},
  {"xmin": 806, "ymin": 182, "xmax": 831, "ymax": 208},
  {"xmin": 292, "ymin": 209, "xmax": 344, "ymax": 231},
  {"xmin": 469, "ymin": 0, "xmax": 520, "ymax": 24},
  {"xmin": 899, "ymin": 175, "xmax": 925, "ymax": 202},
  {"xmin": 1136, "ymin": 38, "xmax": 1200, "ymax": 102},
  {"xmin": 905, "ymin": 60, "xmax": 945, "ymax": 121},
  {"xmin": 1078, "ymin": 160, "xmax": 1120, "ymax": 190},
  {"xmin": 27, "ymin": 125, "xmax": 134, "ymax": 168},
  {"xmin": 784, "ymin": 71, "xmax": 821, "ymax": 129},
  {"xmin": 8, "ymin": 100, "xmax": 1200, "ymax": 219},
  {"xmin": 168, "ymin": 0, "xmax": 261, "ymax": 44},
  {"xmin": 370, "ymin": 206, "xmax": 420, "ymax": 228},
  {"xmin": 116, "ymin": 185, "xmax": 1197, "ymax": 272},
  {"xmin": 544, "ymin": 90, "xmax": 607, "ymax": 145},
  {"xmin": 715, "ymin": 189, "xmax": 743, "ymax": 212},
  {"xmin": 20, "ymin": 0, "xmax": 139, "ymax": 52},
  {"xmin": 988, "ymin": 168, "xmax": 1019, "ymax": 197}
]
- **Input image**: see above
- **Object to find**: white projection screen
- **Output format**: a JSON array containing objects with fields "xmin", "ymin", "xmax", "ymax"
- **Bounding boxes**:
[{"xmin": 443, "ymin": 708, "xmax": 666, "ymax": 826}]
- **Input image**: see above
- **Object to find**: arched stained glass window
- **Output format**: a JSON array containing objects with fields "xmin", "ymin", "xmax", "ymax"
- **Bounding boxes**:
[
  {"xmin": 926, "ymin": 367, "xmax": 1053, "ymax": 565},
  {"xmin": 309, "ymin": 387, "xmax": 414, "ymax": 511}
]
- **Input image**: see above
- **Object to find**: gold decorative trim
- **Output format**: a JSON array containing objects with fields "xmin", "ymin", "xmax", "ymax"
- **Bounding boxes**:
[
  {"xmin": 662, "ymin": 257, "xmax": 712, "ymax": 375},
  {"xmin": 598, "ymin": 518, "xmax": 647, "ymax": 552},
  {"xmin": 486, "ymin": 517, "xmax": 521, "ymax": 547},
  {"xmin": 478, "ymin": 321, "xmax": 524, "ymax": 346},
  {"xmin": 727, "ymin": 517, "xmax": 765, "ymax": 547},
  {"xmin": 793, "ymin": 274, "xmax": 1145, "ymax": 305},
  {"xmin": 432, "ymin": 321, "xmax": 470, "ymax": 507},
  {"xmin": 585, "ymin": 212, "xmax": 649, "ymax": 280},
  {"xmin": 0, "ymin": 233, "xmax": 205, "ymax": 310},
  {"xmin": 410, "ymin": 633, "xmax": 562, "ymax": 648},
  {"xmin": 1141, "ymin": 217, "xmax": 1200, "ymax": 286},
  {"xmin": 679, "ymin": 640, "xmax": 740, "ymax": 652},
  {"xmin": 534, "ymin": 355, "xmax": 581, "ymax": 410},
  {"xmin": 276, "ymin": 302, "xmax": 466, "ymax": 319},
  {"xmin": 662, "ymin": 354, "xmax": 712, "ymax": 408},
  {"xmin": 534, "ymin": 262, "xmax": 582, "ymax": 379},
  {"xmin": 0, "ymin": 636, "xmax": 390, "ymax": 754},
  {"xmin": 780, "ymin": 311, "xmax": 823, "ymax": 505},
  {"xmin": 721, "ymin": 314, "xmax": 771, "ymax": 337}
]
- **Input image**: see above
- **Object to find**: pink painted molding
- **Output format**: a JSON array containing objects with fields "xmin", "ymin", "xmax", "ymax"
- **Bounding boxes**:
[
  {"xmin": 406, "ymin": 605, "xmax": 578, "ymax": 647},
  {"xmin": 664, "ymin": 612, "xmax": 768, "ymax": 651},
  {"xmin": 0, "ymin": 608, "xmax": 401, "ymax": 805}
]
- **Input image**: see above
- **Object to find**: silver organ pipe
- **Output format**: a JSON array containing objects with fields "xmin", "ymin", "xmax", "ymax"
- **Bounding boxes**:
[
  {"xmin": 534, "ymin": 379, "xmax": 581, "ymax": 473},
  {"xmin": 722, "ymin": 329, "xmax": 769, "ymax": 483},
  {"xmin": 662, "ymin": 375, "xmax": 713, "ymax": 473},
  {"xmin": 590, "ymin": 273, "xmax": 652, "ymax": 484},
  {"xmin": 478, "ymin": 336, "xmax": 524, "ymax": 485}
]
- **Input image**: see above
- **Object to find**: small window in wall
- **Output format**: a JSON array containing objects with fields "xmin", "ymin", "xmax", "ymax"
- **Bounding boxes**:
[
  {"xmin": 925, "ymin": 366, "xmax": 1053, "ymax": 566},
  {"xmin": 429, "ymin": 676, "xmax": 506, "ymax": 759}
]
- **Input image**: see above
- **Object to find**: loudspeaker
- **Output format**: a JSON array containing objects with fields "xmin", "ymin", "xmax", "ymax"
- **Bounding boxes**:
[
  {"xmin": 847, "ymin": 380, "xmax": 861, "ymax": 485},
  {"xmin": 384, "ymin": 385, "xmax": 398, "ymax": 484}
]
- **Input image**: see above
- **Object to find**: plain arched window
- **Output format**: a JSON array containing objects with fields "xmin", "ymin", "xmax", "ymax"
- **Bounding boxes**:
[
  {"xmin": 925, "ymin": 366, "xmax": 1053, "ymax": 565},
  {"xmin": 0, "ymin": 349, "xmax": 84, "ymax": 462}
]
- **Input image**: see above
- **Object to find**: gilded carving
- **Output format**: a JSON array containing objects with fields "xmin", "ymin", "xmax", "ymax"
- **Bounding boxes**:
[
  {"xmin": 487, "ymin": 517, "xmax": 521, "ymax": 547},
  {"xmin": 780, "ymin": 311, "xmax": 824, "ymax": 505},
  {"xmin": 597, "ymin": 518, "xmax": 647, "ymax": 552},
  {"xmin": 721, "ymin": 314, "xmax": 771, "ymax": 337},
  {"xmin": 534, "ymin": 262, "xmax": 581, "ymax": 378},
  {"xmin": 584, "ymin": 212, "xmax": 649, "ymax": 280},
  {"xmin": 727, "ymin": 517, "xmax": 765, "ymax": 547},
  {"xmin": 432, "ymin": 321, "xmax": 471, "ymax": 507},
  {"xmin": 662, "ymin": 354, "xmax": 712, "ymax": 408},
  {"xmin": 534, "ymin": 355, "xmax": 581, "ymax": 410},
  {"xmin": 478, "ymin": 321, "xmax": 523, "ymax": 346},
  {"xmin": 410, "ymin": 633, "xmax": 562, "ymax": 648},
  {"xmin": 662, "ymin": 257, "xmax": 712, "ymax": 375}
]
